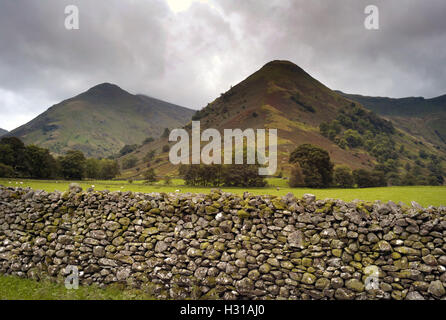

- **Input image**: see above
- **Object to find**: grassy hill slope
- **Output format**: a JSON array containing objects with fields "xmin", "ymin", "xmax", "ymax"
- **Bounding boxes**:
[{"xmin": 7, "ymin": 83, "xmax": 194, "ymax": 158}]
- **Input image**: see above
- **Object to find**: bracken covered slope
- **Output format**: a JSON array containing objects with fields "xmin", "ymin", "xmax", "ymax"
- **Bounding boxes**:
[{"xmin": 120, "ymin": 60, "xmax": 445, "ymax": 178}]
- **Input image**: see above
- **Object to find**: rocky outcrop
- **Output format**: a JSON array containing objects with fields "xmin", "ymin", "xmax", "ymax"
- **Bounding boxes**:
[{"xmin": 0, "ymin": 185, "xmax": 446, "ymax": 300}]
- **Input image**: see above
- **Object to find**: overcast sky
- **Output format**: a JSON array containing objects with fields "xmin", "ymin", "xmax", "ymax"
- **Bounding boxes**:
[{"xmin": 0, "ymin": 0, "xmax": 445, "ymax": 131}]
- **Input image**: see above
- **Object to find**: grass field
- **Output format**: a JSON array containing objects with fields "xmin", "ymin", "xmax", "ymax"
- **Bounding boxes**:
[
  {"xmin": 1, "ymin": 178, "xmax": 445, "ymax": 207},
  {"xmin": 0, "ymin": 275, "xmax": 154, "ymax": 300}
]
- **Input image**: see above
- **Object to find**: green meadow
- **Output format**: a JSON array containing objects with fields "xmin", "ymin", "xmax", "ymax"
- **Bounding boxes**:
[
  {"xmin": 1, "ymin": 178, "xmax": 445, "ymax": 207},
  {"xmin": 0, "ymin": 275, "xmax": 155, "ymax": 300}
]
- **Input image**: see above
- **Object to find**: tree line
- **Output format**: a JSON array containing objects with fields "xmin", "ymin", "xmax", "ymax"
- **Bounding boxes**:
[
  {"xmin": 288, "ymin": 143, "xmax": 444, "ymax": 188},
  {"xmin": 0, "ymin": 137, "xmax": 119, "ymax": 180},
  {"xmin": 179, "ymin": 163, "xmax": 266, "ymax": 187}
]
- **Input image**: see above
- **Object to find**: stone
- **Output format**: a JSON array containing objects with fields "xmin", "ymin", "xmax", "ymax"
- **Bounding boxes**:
[
  {"xmin": 259, "ymin": 263, "xmax": 271, "ymax": 274},
  {"xmin": 116, "ymin": 268, "xmax": 131, "ymax": 281},
  {"xmin": 315, "ymin": 278, "xmax": 330, "ymax": 290},
  {"xmin": 345, "ymin": 279, "xmax": 365, "ymax": 293},
  {"xmin": 428, "ymin": 280, "xmax": 445, "ymax": 298},
  {"xmin": 406, "ymin": 291, "xmax": 425, "ymax": 300},
  {"xmin": 155, "ymin": 241, "xmax": 168, "ymax": 253},
  {"xmin": 301, "ymin": 273, "xmax": 316, "ymax": 285},
  {"xmin": 422, "ymin": 254, "xmax": 438, "ymax": 266},
  {"xmin": 235, "ymin": 278, "xmax": 254, "ymax": 295},
  {"xmin": 334, "ymin": 288, "xmax": 354, "ymax": 300},
  {"xmin": 93, "ymin": 246, "xmax": 105, "ymax": 257},
  {"xmin": 186, "ymin": 248, "xmax": 203, "ymax": 257},
  {"xmin": 303, "ymin": 194, "xmax": 316, "ymax": 203},
  {"xmin": 288, "ymin": 230, "xmax": 305, "ymax": 249},
  {"xmin": 377, "ymin": 240, "xmax": 392, "ymax": 253},
  {"xmin": 69, "ymin": 183, "xmax": 82, "ymax": 193}
]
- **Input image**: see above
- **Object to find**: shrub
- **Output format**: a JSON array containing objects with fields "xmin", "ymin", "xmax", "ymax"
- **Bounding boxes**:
[{"xmin": 333, "ymin": 165, "xmax": 354, "ymax": 188}]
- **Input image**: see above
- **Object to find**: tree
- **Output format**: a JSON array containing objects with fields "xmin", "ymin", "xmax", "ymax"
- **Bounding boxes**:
[
  {"xmin": 122, "ymin": 156, "xmax": 138, "ymax": 170},
  {"xmin": 353, "ymin": 169, "xmax": 374, "ymax": 188},
  {"xmin": 181, "ymin": 163, "xmax": 266, "ymax": 187},
  {"xmin": 119, "ymin": 144, "xmax": 138, "ymax": 156},
  {"xmin": 319, "ymin": 122, "xmax": 329, "ymax": 137},
  {"xmin": 26, "ymin": 145, "xmax": 57, "ymax": 179},
  {"xmin": 144, "ymin": 150, "xmax": 156, "ymax": 162},
  {"xmin": 162, "ymin": 128, "xmax": 170, "ymax": 138},
  {"xmin": 99, "ymin": 159, "xmax": 120, "ymax": 180},
  {"xmin": 222, "ymin": 164, "xmax": 266, "ymax": 187},
  {"xmin": 353, "ymin": 168, "xmax": 387, "ymax": 188},
  {"xmin": 164, "ymin": 176, "xmax": 172, "ymax": 185},
  {"xmin": 343, "ymin": 129, "xmax": 363, "ymax": 148},
  {"xmin": 0, "ymin": 137, "xmax": 30, "ymax": 175},
  {"xmin": 288, "ymin": 163, "xmax": 305, "ymax": 187},
  {"xmin": 0, "ymin": 163, "xmax": 15, "ymax": 178},
  {"xmin": 144, "ymin": 168, "xmax": 157, "ymax": 183},
  {"xmin": 333, "ymin": 165, "xmax": 354, "ymax": 188},
  {"xmin": 142, "ymin": 137, "xmax": 154, "ymax": 145},
  {"xmin": 59, "ymin": 150, "xmax": 86, "ymax": 180},
  {"xmin": 289, "ymin": 144, "xmax": 333, "ymax": 188},
  {"xmin": 85, "ymin": 158, "xmax": 101, "ymax": 179}
]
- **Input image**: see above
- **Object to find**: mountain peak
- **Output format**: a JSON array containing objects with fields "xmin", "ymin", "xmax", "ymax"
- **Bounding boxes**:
[
  {"xmin": 86, "ymin": 82, "xmax": 126, "ymax": 94},
  {"xmin": 261, "ymin": 60, "xmax": 306, "ymax": 73},
  {"xmin": 78, "ymin": 82, "xmax": 133, "ymax": 102}
]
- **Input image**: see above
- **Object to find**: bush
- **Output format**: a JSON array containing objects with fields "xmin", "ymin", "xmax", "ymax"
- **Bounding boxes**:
[{"xmin": 333, "ymin": 165, "xmax": 354, "ymax": 188}]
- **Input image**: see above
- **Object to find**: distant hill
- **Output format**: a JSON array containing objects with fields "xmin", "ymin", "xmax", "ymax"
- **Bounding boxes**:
[
  {"xmin": 7, "ymin": 83, "xmax": 194, "ymax": 157},
  {"xmin": 337, "ymin": 91, "xmax": 446, "ymax": 151},
  {"xmin": 0, "ymin": 128, "xmax": 8, "ymax": 137},
  {"xmin": 120, "ymin": 60, "xmax": 445, "ymax": 181}
]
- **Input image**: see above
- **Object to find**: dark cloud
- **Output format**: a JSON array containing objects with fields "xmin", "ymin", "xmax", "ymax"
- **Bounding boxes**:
[{"xmin": 0, "ymin": 0, "xmax": 445, "ymax": 130}]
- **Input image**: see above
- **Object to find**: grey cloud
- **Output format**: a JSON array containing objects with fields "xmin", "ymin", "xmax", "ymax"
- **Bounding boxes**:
[{"xmin": 0, "ymin": 0, "xmax": 445, "ymax": 130}]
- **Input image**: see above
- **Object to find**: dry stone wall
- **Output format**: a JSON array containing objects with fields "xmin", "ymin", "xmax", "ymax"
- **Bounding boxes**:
[{"xmin": 1, "ymin": 184, "xmax": 446, "ymax": 300}]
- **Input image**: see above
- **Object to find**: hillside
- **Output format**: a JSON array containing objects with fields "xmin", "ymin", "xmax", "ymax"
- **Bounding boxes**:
[
  {"xmin": 120, "ymin": 60, "xmax": 446, "ymax": 183},
  {"xmin": 338, "ymin": 91, "xmax": 446, "ymax": 151},
  {"xmin": 0, "ymin": 128, "xmax": 8, "ymax": 137},
  {"xmin": 7, "ymin": 83, "xmax": 194, "ymax": 157}
]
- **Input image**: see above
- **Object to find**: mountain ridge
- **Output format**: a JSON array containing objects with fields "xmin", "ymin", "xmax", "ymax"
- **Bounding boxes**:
[{"xmin": 338, "ymin": 91, "xmax": 446, "ymax": 151}]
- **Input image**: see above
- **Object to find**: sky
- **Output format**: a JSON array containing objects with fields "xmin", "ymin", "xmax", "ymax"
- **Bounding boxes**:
[{"xmin": 0, "ymin": 0, "xmax": 445, "ymax": 131}]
